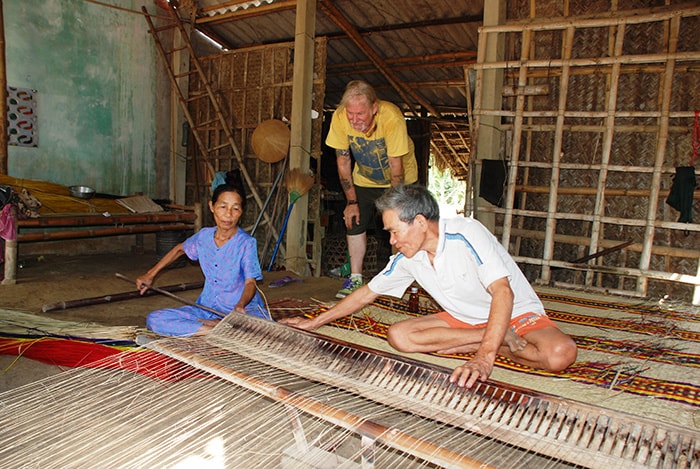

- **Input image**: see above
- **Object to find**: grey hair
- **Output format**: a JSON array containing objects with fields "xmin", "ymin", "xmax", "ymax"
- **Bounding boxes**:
[
  {"xmin": 339, "ymin": 80, "xmax": 377, "ymax": 107},
  {"xmin": 375, "ymin": 184, "xmax": 440, "ymax": 223}
]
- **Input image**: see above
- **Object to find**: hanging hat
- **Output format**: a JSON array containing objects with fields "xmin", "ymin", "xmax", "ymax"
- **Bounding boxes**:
[{"xmin": 251, "ymin": 119, "xmax": 290, "ymax": 163}]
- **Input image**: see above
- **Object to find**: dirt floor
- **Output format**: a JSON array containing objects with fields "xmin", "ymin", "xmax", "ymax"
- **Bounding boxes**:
[
  {"xmin": 0, "ymin": 252, "xmax": 345, "ymax": 391},
  {"xmin": 1, "ymin": 252, "xmax": 343, "ymax": 325}
]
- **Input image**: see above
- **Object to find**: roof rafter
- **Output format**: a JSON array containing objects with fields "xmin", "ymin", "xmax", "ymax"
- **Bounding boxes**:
[{"xmin": 318, "ymin": 0, "xmax": 440, "ymax": 117}]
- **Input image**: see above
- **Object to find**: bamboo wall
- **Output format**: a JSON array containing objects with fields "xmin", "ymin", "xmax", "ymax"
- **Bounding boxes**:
[
  {"xmin": 473, "ymin": 3, "xmax": 700, "ymax": 303},
  {"xmin": 187, "ymin": 40, "xmax": 327, "ymax": 274}
]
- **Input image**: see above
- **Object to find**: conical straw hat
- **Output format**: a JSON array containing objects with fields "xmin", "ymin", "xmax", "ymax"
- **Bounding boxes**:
[{"xmin": 251, "ymin": 119, "xmax": 290, "ymax": 163}]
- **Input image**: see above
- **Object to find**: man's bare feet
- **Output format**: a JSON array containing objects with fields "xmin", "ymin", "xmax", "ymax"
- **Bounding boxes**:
[
  {"xmin": 504, "ymin": 329, "xmax": 527, "ymax": 353},
  {"xmin": 436, "ymin": 343, "xmax": 479, "ymax": 355},
  {"xmin": 436, "ymin": 331, "xmax": 527, "ymax": 355}
]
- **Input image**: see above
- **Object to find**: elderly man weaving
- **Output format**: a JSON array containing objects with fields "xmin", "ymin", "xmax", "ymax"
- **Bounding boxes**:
[{"xmin": 282, "ymin": 184, "xmax": 577, "ymax": 388}]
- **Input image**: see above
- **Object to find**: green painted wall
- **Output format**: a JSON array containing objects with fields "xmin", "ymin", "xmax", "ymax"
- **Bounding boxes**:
[{"xmin": 6, "ymin": 0, "xmax": 158, "ymax": 196}]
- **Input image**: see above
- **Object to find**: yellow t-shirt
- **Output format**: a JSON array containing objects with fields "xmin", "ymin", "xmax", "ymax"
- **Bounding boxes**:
[{"xmin": 325, "ymin": 100, "xmax": 418, "ymax": 188}]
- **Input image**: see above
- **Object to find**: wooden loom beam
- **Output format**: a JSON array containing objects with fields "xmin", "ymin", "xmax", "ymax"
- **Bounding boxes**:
[{"xmin": 149, "ymin": 340, "xmax": 496, "ymax": 469}]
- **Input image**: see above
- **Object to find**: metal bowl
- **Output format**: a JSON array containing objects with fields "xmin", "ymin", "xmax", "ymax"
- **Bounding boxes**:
[{"xmin": 69, "ymin": 185, "xmax": 96, "ymax": 199}]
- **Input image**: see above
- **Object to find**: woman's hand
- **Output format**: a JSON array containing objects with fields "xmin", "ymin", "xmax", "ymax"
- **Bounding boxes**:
[{"xmin": 135, "ymin": 274, "xmax": 154, "ymax": 295}]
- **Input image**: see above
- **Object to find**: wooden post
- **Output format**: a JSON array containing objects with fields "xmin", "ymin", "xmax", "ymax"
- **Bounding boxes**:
[
  {"xmin": 285, "ymin": 0, "xmax": 316, "ymax": 275},
  {"xmin": 0, "ymin": 0, "xmax": 7, "ymax": 175},
  {"xmin": 2, "ymin": 205, "xmax": 17, "ymax": 285},
  {"xmin": 169, "ymin": 9, "xmax": 190, "ymax": 205},
  {"xmin": 473, "ymin": 1, "xmax": 506, "ymax": 232}
]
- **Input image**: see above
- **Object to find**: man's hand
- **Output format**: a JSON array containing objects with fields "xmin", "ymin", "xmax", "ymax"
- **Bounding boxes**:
[
  {"xmin": 279, "ymin": 316, "xmax": 318, "ymax": 330},
  {"xmin": 449, "ymin": 353, "xmax": 494, "ymax": 388},
  {"xmin": 343, "ymin": 203, "xmax": 360, "ymax": 229}
]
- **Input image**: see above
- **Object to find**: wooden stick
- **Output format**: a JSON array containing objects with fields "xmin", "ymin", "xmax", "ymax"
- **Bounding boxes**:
[
  {"xmin": 42, "ymin": 281, "xmax": 204, "ymax": 313},
  {"xmin": 115, "ymin": 273, "xmax": 226, "ymax": 318},
  {"xmin": 572, "ymin": 240, "xmax": 635, "ymax": 263}
]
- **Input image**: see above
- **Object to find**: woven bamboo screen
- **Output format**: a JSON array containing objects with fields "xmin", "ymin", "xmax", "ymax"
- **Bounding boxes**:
[
  {"xmin": 472, "ymin": 4, "xmax": 700, "ymax": 303},
  {"xmin": 187, "ymin": 39, "xmax": 327, "ymax": 274}
]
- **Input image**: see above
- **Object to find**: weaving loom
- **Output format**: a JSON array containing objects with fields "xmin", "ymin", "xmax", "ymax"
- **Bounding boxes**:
[{"xmin": 0, "ymin": 310, "xmax": 698, "ymax": 468}]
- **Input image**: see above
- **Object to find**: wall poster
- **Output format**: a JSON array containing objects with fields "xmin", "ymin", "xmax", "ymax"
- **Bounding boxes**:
[{"xmin": 7, "ymin": 86, "xmax": 38, "ymax": 147}]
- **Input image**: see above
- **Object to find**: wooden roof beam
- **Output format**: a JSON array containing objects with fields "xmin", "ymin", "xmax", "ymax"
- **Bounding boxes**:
[
  {"xmin": 437, "ymin": 130, "xmax": 470, "ymax": 174},
  {"xmin": 319, "ymin": 0, "xmax": 440, "ymax": 118},
  {"xmin": 327, "ymin": 51, "xmax": 476, "ymax": 73},
  {"xmin": 323, "ymin": 14, "xmax": 483, "ymax": 38}
]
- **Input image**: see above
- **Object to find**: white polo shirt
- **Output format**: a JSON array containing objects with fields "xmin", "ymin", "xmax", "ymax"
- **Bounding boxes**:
[{"xmin": 367, "ymin": 216, "xmax": 545, "ymax": 324}]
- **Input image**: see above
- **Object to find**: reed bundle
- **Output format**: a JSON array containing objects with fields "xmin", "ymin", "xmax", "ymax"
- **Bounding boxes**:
[{"xmin": 0, "ymin": 309, "xmax": 141, "ymax": 341}]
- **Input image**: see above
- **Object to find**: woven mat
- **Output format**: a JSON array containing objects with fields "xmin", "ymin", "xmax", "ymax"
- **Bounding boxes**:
[
  {"xmin": 301, "ymin": 287, "xmax": 700, "ymax": 430},
  {"xmin": 0, "ymin": 175, "xmax": 126, "ymax": 215}
]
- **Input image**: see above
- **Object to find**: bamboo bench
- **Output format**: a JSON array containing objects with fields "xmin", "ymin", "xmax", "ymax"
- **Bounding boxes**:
[{"xmin": 2, "ymin": 205, "xmax": 201, "ymax": 285}]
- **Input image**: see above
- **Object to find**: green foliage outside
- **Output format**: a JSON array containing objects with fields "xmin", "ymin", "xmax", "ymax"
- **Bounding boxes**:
[{"xmin": 427, "ymin": 154, "xmax": 467, "ymax": 216}]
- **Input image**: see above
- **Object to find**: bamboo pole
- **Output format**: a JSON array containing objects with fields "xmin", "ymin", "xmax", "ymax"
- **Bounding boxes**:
[
  {"xmin": 483, "ymin": 205, "xmax": 700, "ymax": 232},
  {"xmin": 512, "ymin": 6, "xmax": 538, "ymax": 258},
  {"xmin": 585, "ymin": 22, "xmax": 625, "ymax": 288},
  {"xmin": 638, "ymin": 14, "xmax": 681, "ymax": 297},
  {"xmin": 518, "ymin": 63, "xmax": 700, "ymax": 78},
  {"xmin": 515, "ymin": 162, "xmax": 690, "ymax": 173},
  {"xmin": 478, "ymin": 108, "xmax": 699, "ymax": 119},
  {"xmin": 41, "ymin": 281, "xmax": 204, "ymax": 313},
  {"xmin": 474, "ymin": 50, "xmax": 700, "ymax": 71},
  {"xmin": 469, "ymin": 32, "xmax": 486, "ymax": 220},
  {"xmin": 327, "ymin": 51, "xmax": 476, "ymax": 73},
  {"xmin": 514, "ymin": 184, "xmax": 700, "ymax": 198},
  {"xmin": 541, "ymin": 25, "xmax": 574, "ymax": 285},
  {"xmin": 484, "ymin": 5, "xmax": 700, "ymax": 32},
  {"xmin": 500, "ymin": 28, "xmax": 531, "ymax": 251}
]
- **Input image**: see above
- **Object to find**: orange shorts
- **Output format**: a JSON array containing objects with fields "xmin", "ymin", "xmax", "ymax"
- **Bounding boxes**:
[{"xmin": 434, "ymin": 311, "xmax": 557, "ymax": 337}]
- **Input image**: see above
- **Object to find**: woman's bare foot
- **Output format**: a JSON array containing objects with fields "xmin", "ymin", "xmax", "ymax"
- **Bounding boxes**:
[{"xmin": 194, "ymin": 319, "xmax": 221, "ymax": 335}]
